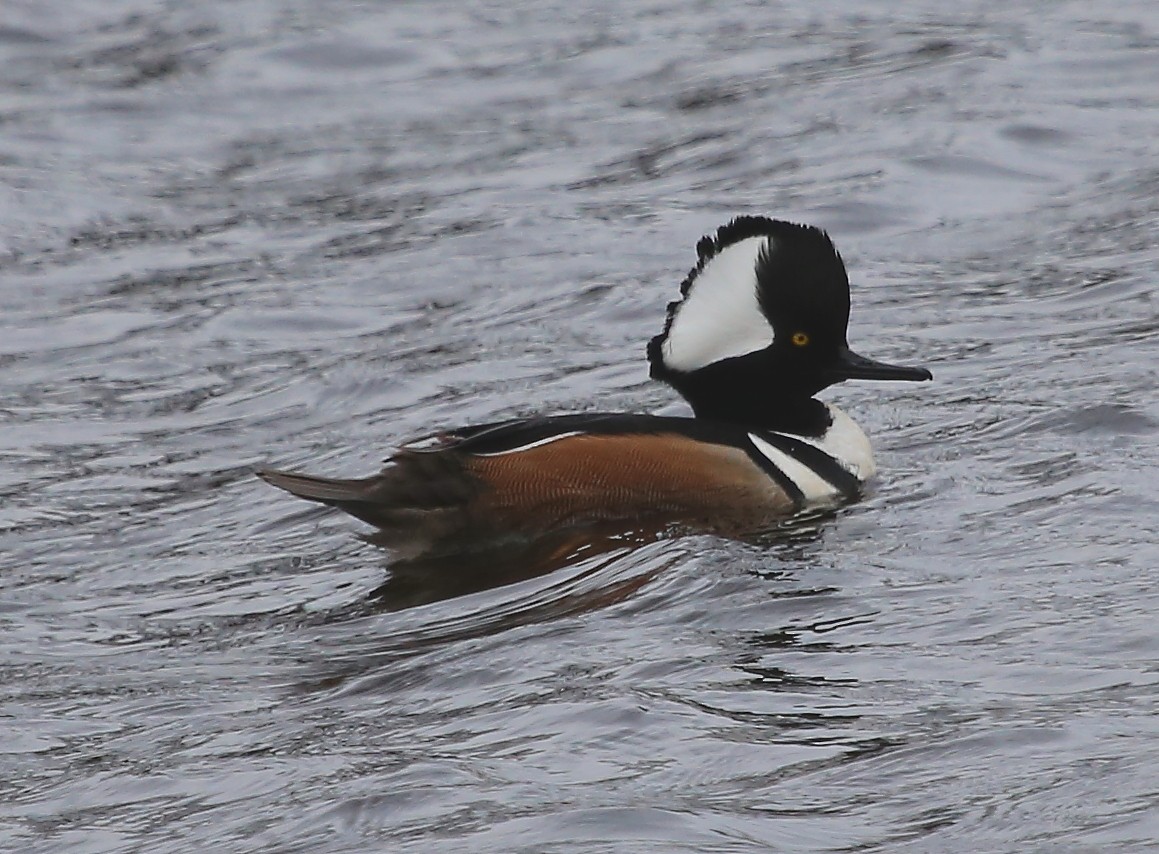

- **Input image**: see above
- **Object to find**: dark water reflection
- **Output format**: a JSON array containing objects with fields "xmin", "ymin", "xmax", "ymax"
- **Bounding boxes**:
[
  {"xmin": 3, "ymin": 0, "xmax": 1159, "ymax": 851},
  {"xmin": 363, "ymin": 526, "xmax": 669, "ymax": 613}
]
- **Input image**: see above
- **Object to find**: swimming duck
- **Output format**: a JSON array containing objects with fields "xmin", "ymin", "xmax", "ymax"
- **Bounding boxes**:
[{"xmin": 260, "ymin": 216, "xmax": 931, "ymax": 554}]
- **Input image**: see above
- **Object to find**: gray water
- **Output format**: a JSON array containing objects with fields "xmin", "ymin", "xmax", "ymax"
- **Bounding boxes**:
[{"xmin": 2, "ymin": 1, "xmax": 1158, "ymax": 851}]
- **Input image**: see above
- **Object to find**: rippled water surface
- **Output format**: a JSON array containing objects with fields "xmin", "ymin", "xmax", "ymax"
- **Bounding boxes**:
[{"xmin": 2, "ymin": 1, "xmax": 1158, "ymax": 851}]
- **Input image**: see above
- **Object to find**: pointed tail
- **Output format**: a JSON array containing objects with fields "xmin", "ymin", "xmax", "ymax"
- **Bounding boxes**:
[
  {"xmin": 258, "ymin": 468, "xmax": 398, "ymax": 528},
  {"xmin": 258, "ymin": 454, "xmax": 479, "ymax": 549},
  {"xmin": 257, "ymin": 468, "xmax": 373, "ymax": 503}
]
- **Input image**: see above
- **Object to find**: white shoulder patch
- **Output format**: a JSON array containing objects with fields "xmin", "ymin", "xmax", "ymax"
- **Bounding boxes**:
[
  {"xmin": 660, "ymin": 236, "xmax": 773, "ymax": 372},
  {"xmin": 748, "ymin": 433, "xmax": 838, "ymax": 502}
]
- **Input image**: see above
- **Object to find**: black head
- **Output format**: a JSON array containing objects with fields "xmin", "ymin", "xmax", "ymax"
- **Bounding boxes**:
[{"xmin": 647, "ymin": 216, "xmax": 931, "ymax": 431}]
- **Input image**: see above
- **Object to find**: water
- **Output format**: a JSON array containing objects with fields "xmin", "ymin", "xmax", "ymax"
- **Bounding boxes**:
[{"xmin": 2, "ymin": 1, "xmax": 1157, "ymax": 851}]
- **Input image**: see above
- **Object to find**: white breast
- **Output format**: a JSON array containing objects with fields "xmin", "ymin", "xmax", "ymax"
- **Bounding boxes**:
[
  {"xmin": 747, "ymin": 404, "xmax": 876, "ymax": 504},
  {"xmin": 813, "ymin": 404, "xmax": 876, "ymax": 480}
]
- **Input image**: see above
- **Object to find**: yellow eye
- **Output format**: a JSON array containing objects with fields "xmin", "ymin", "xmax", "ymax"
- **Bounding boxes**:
[{"xmin": 791, "ymin": 331, "xmax": 810, "ymax": 347}]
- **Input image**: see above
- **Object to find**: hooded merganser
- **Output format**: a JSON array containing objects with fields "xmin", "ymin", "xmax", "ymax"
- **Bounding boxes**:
[{"xmin": 259, "ymin": 216, "xmax": 931, "ymax": 554}]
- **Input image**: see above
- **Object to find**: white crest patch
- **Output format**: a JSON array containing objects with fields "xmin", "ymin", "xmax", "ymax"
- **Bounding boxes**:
[{"xmin": 660, "ymin": 236, "xmax": 773, "ymax": 372}]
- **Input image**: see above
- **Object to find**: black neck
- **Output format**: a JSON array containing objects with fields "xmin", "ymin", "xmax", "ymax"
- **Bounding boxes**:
[
  {"xmin": 663, "ymin": 369, "xmax": 833, "ymax": 436},
  {"xmin": 648, "ymin": 342, "xmax": 842, "ymax": 436}
]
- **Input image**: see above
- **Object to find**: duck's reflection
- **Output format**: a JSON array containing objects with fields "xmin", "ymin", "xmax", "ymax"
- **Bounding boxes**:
[
  {"xmin": 290, "ymin": 512, "xmax": 851, "ymax": 699},
  {"xmin": 357, "ymin": 505, "xmax": 845, "ymax": 613},
  {"xmin": 363, "ymin": 521, "xmax": 670, "ymax": 612}
]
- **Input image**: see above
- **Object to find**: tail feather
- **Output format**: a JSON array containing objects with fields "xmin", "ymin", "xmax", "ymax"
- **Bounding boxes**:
[
  {"xmin": 257, "ymin": 468, "xmax": 396, "ymax": 528},
  {"xmin": 258, "ymin": 453, "xmax": 482, "ymax": 543},
  {"xmin": 257, "ymin": 469, "xmax": 374, "ymax": 502}
]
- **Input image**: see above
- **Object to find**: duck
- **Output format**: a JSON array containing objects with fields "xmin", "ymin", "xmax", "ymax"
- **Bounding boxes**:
[{"xmin": 259, "ymin": 216, "xmax": 931, "ymax": 555}]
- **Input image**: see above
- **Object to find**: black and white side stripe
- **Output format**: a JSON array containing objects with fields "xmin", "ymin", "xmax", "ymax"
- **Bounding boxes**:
[{"xmin": 744, "ymin": 431, "xmax": 862, "ymax": 506}]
